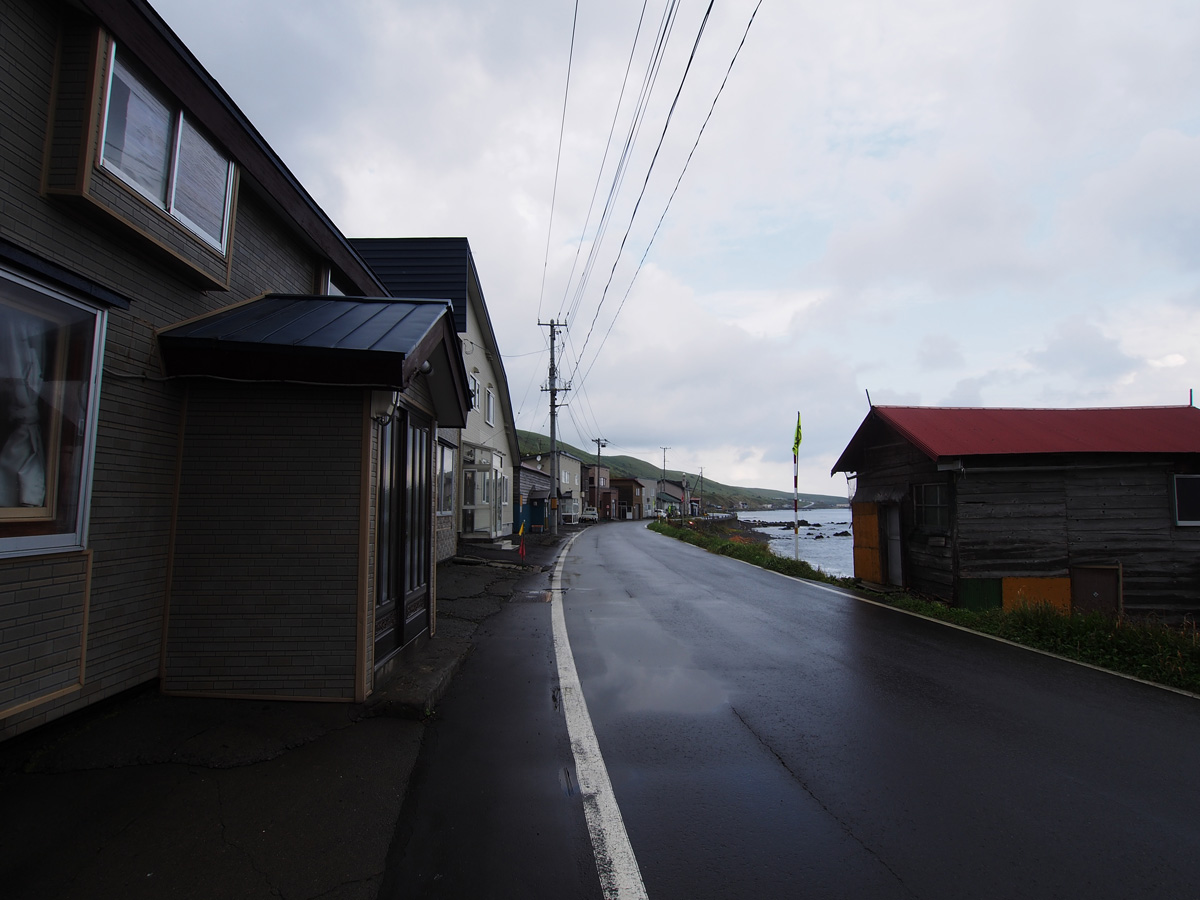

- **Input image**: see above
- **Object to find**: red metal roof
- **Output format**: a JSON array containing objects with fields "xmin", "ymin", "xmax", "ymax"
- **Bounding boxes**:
[{"xmin": 834, "ymin": 405, "xmax": 1200, "ymax": 472}]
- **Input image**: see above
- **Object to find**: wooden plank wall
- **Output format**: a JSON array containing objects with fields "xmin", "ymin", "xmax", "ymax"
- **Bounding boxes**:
[{"xmin": 957, "ymin": 460, "xmax": 1200, "ymax": 616}]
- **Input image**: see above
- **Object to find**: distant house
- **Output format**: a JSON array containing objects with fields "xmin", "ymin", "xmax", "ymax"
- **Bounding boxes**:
[
  {"xmin": 522, "ymin": 451, "xmax": 582, "ymax": 526},
  {"xmin": 586, "ymin": 464, "xmax": 616, "ymax": 519},
  {"xmin": 516, "ymin": 462, "xmax": 552, "ymax": 533},
  {"xmin": 2, "ymin": 0, "xmax": 468, "ymax": 740},
  {"xmin": 612, "ymin": 477, "xmax": 648, "ymax": 519},
  {"xmin": 658, "ymin": 479, "xmax": 685, "ymax": 515},
  {"xmin": 831, "ymin": 405, "xmax": 1200, "ymax": 618},
  {"xmin": 352, "ymin": 237, "xmax": 520, "ymax": 552}
]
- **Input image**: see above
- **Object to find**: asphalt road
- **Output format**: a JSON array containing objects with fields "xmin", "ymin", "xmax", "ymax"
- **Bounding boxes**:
[
  {"xmin": 386, "ymin": 522, "xmax": 1200, "ymax": 898},
  {"xmin": 562, "ymin": 522, "xmax": 1200, "ymax": 899}
]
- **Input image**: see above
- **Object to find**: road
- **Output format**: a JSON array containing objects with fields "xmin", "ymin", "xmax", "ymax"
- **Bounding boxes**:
[{"xmin": 388, "ymin": 521, "xmax": 1200, "ymax": 898}]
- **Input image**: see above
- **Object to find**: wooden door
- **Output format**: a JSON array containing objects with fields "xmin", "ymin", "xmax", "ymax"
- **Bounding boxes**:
[
  {"xmin": 883, "ymin": 503, "xmax": 904, "ymax": 586},
  {"xmin": 1071, "ymin": 565, "xmax": 1121, "ymax": 616}
]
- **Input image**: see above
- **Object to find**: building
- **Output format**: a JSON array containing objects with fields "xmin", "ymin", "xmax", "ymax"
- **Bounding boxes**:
[
  {"xmin": 351, "ymin": 238, "xmax": 519, "ymax": 552},
  {"xmin": 831, "ymin": 405, "xmax": 1200, "ymax": 618},
  {"xmin": 1, "ymin": 0, "xmax": 467, "ymax": 739},
  {"xmin": 612, "ymin": 477, "xmax": 649, "ymax": 519},
  {"xmin": 586, "ymin": 463, "xmax": 616, "ymax": 519},
  {"xmin": 522, "ymin": 451, "xmax": 583, "ymax": 527},
  {"xmin": 516, "ymin": 462, "xmax": 553, "ymax": 533}
]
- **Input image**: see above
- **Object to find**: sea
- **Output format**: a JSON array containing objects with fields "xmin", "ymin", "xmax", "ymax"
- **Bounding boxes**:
[{"xmin": 736, "ymin": 507, "xmax": 854, "ymax": 577}]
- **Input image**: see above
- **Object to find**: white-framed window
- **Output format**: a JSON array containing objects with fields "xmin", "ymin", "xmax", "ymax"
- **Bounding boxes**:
[
  {"xmin": 469, "ymin": 374, "xmax": 480, "ymax": 410},
  {"xmin": 481, "ymin": 471, "xmax": 492, "ymax": 504},
  {"xmin": 437, "ymin": 443, "xmax": 455, "ymax": 515},
  {"xmin": 100, "ymin": 45, "xmax": 235, "ymax": 253},
  {"xmin": 0, "ymin": 266, "xmax": 105, "ymax": 557},
  {"xmin": 485, "ymin": 387, "xmax": 495, "ymax": 426},
  {"xmin": 562, "ymin": 470, "xmax": 570, "ymax": 484}
]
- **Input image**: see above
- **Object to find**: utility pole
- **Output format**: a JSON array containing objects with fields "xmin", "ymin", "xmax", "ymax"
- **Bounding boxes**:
[
  {"xmin": 699, "ymin": 467, "xmax": 704, "ymax": 516},
  {"xmin": 660, "ymin": 446, "xmax": 670, "ymax": 516},
  {"xmin": 593, "ymin": 437, "xmax": 607, "ymax": 514},
  {"xmin": 540, "ymin": 319, "xmax": 569, "ymax": 535}
]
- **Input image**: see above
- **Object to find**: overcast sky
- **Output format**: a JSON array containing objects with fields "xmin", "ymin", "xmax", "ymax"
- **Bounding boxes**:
[{"xmin": 151, "ymin": 0, "xmax": 1200, "ymax": 497}]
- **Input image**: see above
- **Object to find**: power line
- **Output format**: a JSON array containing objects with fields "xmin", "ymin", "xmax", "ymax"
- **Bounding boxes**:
[
  {"xmin": 561, "ymin": 0, "xmax": 683, "ymax": 328},
  {"xmin": 577, "ymin": 0, "xmax": 766, "ymax": 393},
  {"xmin": 537, "ymin": 0, "xmax": 581, "ymax": 323},
  {"xmin": 567, "ymin": 0, "xmax": 717, "ymax": 385},
  {"xmin": 555, "ymin": 0, "xmax": 653, "ymax": 323}
]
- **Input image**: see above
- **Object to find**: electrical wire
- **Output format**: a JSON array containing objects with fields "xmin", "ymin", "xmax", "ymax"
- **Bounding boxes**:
[
  {"xmin": 537, "ymin": 0, "xmax": 580, "ymax": 322},
  {"xmin": 555, "ymin": 0, "xmax": 652, "ymax": 323},
  {"xmin": 567, "ymin": 0, "xmax": 717, "ymax": 385},
  {"xmin": 577, "ymin": 0, "xmax": 766, "ymax": 393}
]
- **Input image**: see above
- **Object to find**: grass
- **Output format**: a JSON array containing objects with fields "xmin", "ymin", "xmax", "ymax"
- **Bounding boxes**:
[{"xmin": 649, "ymin": 518, "xmax": 1200, "ymax": 694}]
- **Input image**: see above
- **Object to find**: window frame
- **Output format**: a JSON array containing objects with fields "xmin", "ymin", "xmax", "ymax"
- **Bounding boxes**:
[
  {"xmin": 436, "ymin": 443, "xmax": 455, "ymax": 515},
  {"xmin": 913, "ymin": 482, "xmax": 950, "ymax": 533},
  {"xmin": 99, "ymin": 44, "xmax": 235, "ymax": 255},
  {"xmin": 0, "ymin": 265, "xmax": 106, "ymax": 558},
  {"xmin": 485, "ymin": 387, "xmax": 495, "ymax": 426},
  {"xmin": 1174, "ymin": 475, "xmax": 1200, "ymax": 526},
  {"xmin": 468, "ymin": 374, "xmax": 480, "ymax": 410}
]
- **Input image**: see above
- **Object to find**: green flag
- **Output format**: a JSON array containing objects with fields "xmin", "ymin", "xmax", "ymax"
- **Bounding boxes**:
[{"xmin": 792, "ymin": 411, "xmax": 802, "ymax": 456}]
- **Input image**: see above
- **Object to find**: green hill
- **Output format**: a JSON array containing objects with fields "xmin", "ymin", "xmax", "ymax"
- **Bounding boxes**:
[{"xmin": 516, "ymin": 430, "xmax": 846, "ymax": 511}]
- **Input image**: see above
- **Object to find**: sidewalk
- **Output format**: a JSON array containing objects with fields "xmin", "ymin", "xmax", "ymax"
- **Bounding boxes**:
[{"xmin": 0, "ymin": 531, "xmax": 571, "ymax": 900}]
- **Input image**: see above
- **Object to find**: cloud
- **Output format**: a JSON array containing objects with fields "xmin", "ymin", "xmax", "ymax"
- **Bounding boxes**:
[
  {"xmin": 150, "ymin": 0, "xmax": 1200, "ymax": 495},
  {"xmin": 1026, "ymin": 317, "xmax": 1138, "ymax": 384}
]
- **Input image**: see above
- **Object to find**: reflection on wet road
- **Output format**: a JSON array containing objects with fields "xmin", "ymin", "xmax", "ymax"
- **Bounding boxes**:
[{"xmin": 562, "ymin": 522, "xmax": 1200, "ymax": 900}]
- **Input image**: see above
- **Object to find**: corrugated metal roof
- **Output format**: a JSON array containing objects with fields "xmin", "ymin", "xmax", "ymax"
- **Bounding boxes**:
[
  {"xmin": 158, "ymin": 295, "xmax": 468, "ymax": 427},
  {"xmin": 349, "ymin": 237, "xmax": 471, "ymax": 333},
  {"xmin": 833, "ymin": 405, "xmax": 1200, "ymax": 473},
  {"xmin": 161, "ymin": 294, "xmax": 449, "ymax": 354}
]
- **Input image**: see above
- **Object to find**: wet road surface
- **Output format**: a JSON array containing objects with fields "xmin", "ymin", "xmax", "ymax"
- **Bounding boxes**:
[{"xmin": 562, "ymin": 522, "xmax": 1200, "ymax": 899}]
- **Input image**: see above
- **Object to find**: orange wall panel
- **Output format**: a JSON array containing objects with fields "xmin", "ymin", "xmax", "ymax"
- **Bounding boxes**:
[{"xmin": 1002, "ymin": 577, "xmax": 1071, "ymax": 613}]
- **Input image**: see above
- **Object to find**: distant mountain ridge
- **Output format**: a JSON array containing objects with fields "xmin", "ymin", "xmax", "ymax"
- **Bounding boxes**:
[{"xmin": 516, "ymin": 429, "xmax": 846, "ymax": 510}]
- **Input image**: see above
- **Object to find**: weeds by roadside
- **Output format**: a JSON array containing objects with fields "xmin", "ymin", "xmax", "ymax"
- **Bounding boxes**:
[{"xmin": 649, "ymin": 519, "xmax": 1200, "ymax": 694}]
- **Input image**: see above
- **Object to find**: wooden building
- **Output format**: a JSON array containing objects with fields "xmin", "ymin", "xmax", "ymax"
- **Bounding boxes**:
[
  {"xmin": 1, "ymin": 0, "xmax": 467, "ymax": 740},
  {"xmin": 831, "ymin": 405, "xmax": 1200, "ymax": 619}
]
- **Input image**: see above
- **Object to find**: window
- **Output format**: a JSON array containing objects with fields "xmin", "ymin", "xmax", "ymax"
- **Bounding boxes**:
[
  {"xmin": 468, "ymin": 374, "xmax": 480, "ymax": 410},
  {"xmin": 0, "ymin": 267, "xmax": 105, "ymax": 557},
  {"xmin": 1175, "ymin": 475, "xmax": 1200, "ymax": 526},
  {"xmin": 101, "ymin": 46, "xmax": 234, "ymax": 253},
  {"xmin": 463, "ymin": 469, "xmax": 476, "ymax": 506},
  {"xmin": 562, "ymin": 470, "xmax": 570, "ymax": 484},
  {"xmin": 481, "ymin": 471, "xmax": 492, "ymax": 504},
  {"xmin": 913, "ymin": 482, "xmax": 950, "ymax": 531},
  {"xmin": 437, "ymin": 444, "xmax": 455, "ymax": 514},
  {"xmin": 485, "ymin": 387, "xmax": 495, "ymax": 425}
]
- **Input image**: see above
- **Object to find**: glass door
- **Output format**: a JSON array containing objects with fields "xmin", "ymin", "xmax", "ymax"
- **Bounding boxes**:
[{"xmin": 375, "ymin": 410, "xmax": 432, "ymax": 668}]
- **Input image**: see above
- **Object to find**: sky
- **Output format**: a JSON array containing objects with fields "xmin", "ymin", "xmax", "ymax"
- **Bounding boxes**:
[{"xmin": 149, "ymin": 0, "xmax": 1200, "ymax": 498}]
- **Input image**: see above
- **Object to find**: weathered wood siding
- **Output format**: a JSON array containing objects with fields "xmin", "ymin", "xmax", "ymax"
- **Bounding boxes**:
[
  {"xmin": 852, "ymin": 433, "xmax": 954, "ymax": 600},
  {"xmin": 956, "ymin": 458, "xmax": 1200, "ymax": 616}
]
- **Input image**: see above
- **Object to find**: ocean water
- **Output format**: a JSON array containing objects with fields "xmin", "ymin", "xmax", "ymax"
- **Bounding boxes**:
[{"xmin": 736, "ymin": 508, "xmax": 853, "ymax": 578}]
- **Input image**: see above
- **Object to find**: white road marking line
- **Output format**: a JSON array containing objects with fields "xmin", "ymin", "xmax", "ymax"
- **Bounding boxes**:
[{"xmin": 551, "ymin": 535, "xmax": 649, "ymax": 900}]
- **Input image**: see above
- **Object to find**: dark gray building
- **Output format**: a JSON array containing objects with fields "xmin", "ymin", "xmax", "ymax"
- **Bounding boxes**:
[{"xmin": 1, "ymin": 0, "xmax": 468, "ymax": 740}]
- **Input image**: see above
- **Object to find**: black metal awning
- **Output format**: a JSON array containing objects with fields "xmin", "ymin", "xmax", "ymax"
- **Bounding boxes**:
[{"xmin": 158, "ymin": 294, "xmax": 469, "ymax": 426}]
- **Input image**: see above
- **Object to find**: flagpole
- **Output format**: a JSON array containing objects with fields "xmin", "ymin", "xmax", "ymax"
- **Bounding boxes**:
[
  {"xmin": 793, "ymin": 448, "xmax": 799, "ymax": 560},
  {"xmin": 792, "ymin": 411, "xmax": 802, "ymax": 561}
]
